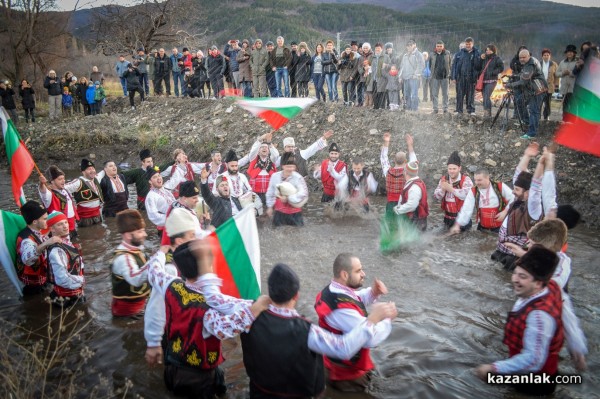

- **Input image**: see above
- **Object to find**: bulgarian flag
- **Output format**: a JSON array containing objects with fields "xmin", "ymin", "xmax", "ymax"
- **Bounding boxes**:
[
  {"xmin": 1, "ymin": 108, "xmax": 35, "ymax": 206},
  {"xmin": 554, "ymin": 53, "xmax": 600, "ymax": 157},
  {"xmin": 0, "ymin": 210, "xmax": 27, "ymax": 296},
  {"xmin": 208, "ymin": 207, "xmax": 261, "ymax": 300},
  {"xmin": 236, "ymin": 97, "xmax": 317, "ymax": 130}
]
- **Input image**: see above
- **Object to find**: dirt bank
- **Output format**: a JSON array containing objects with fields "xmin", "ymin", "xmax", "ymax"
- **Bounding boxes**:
[{"xmin": 4, "ymin": 96, "xmax": 599, "ymax": 228}]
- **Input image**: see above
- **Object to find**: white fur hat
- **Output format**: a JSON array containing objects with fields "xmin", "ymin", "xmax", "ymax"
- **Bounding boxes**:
[
  {"xmin": 166, "ymin": 208, "xmax": 198, "ymax": 237},
  {"xmin": 283, "ymin": 137, "xmax": 295, "ymax": 147}
]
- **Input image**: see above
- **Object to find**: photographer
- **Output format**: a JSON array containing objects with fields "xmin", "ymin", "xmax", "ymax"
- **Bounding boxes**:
[
  {"xmin": 508, "ymin": 50, "xmax": 548, "ymax": 139},
  {"xmin": 123, "ymin": 64, "xmax": 144, "ymax": 110},
  {"xmin": 0, "ymin": 80, "xmax": 18, "ymax": 124}
]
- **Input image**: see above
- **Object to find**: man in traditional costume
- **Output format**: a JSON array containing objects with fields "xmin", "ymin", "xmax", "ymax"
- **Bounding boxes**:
[
  {"xmin": 213, "ymin": 149, "xmax": 252, "ymax": 198},
  {"xmin": 491, "ymin": 144, "xmax": 543, "ymax": 271},
  {"xmin": 162, "ymin": 148, "xmax": 205, "ymax": 198},
  {"xmin": 242, "ymin": 134, "xmax": 279, "ymax": 206},
  {"xmin": 241, "ymin": 263, "xmax": 397, "ymax": 398},
  {"xmin": 38, "ymin": 165, "xmax": 78, "ymax": 237},
  {"xmin": 110, "ymin": 209, "xmax": 151, "ymax": 317},
  {"xmin": 476, "ymin": 246, "xmax": 587, "ymax": 396},
  {"xmin": 313, "ymin": 142, "xmax": 346, "ymax": 203},
  {"xmin": 16, "ymin": 201, "xmax": 61, "ymax": 295},
  {"xmin": 380, "ymin": 133, "xmax": 416, "ymax": 219},
  {"xmin": 145, "ymin": 167, "xmax": 176, "ymax": 238},
  {"xmin": 45, "ymin": 211, "xmax": 85, "ymax": 306},
  {"xmin": 100, "ymin": 160, "xmax": 129, "ymax": 217},
  {"xmin": 450, "ymin": 168, "xmax": 514, "ymax": 234},
  {"xmin": 123, "ymin": 149, "xmax": 172, "ymax": 210},
  {"xmin": 145, "ymin": 238, "xmax": 270, "ymax": 397},
  {"xmin": 65, "ymin": 159, "xmax": 103, "ymax": 227},
  {"xmin": 266, "ymin": 152, "xmax": 309, "ymax": 227},
  {"xmin": 315, "ymin": 253, "xmax": 393, "ymax": 392},
  {"xmin": 340, "ymin": 158, "xmax": 378, "ymax": 212},
  {"xmin": 393, "ymin": 161, "xmax": 429, "ymax": 231},
  {"xmin": 433, "ymin": 151, "xmax": 473, "ymax": 230}
]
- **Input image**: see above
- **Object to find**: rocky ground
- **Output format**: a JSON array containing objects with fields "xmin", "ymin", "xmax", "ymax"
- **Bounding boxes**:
[{"xmin": 4, "ymin": 96, "xmax": 599, "ymax": 228}]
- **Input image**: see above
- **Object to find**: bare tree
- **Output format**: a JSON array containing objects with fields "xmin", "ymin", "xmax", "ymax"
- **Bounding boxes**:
[
  {"xmin": 0, "ymin": 0, "xmax": 74, "ymax": 84},
  {"xmin": 92, "ymin": 0, "xmax": 180, "ymax": 56}
]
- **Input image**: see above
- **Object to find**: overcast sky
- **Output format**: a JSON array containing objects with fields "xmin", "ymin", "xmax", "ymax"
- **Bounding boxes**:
[{"xmin": 56, "ymin": 0, "xmax": 600, "ymax": 11}]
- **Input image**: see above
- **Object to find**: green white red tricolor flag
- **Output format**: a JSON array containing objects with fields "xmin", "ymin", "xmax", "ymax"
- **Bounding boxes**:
[
  {"xmin": 235, "ymin": 97, "xmax": 317, "ymax": 130},
  {"xmin": 208, "ymin": 207, "xmax": 261, "ymax": 300},
  {"xmin": 0, "ymin": 210, "xmax": 27, "ymax": 296},
  {"xmin": 1, "ymin": 108, "xmax": 35, "ymax": 206},
  {"xmin": 554, "ymin": 52, "xmax": 600, "ymax": 157}
]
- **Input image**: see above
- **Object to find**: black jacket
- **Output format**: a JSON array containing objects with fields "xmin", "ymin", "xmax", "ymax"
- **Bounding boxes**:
[
  {"xmin": 0, "ymin": 87, "xmax": 17, "ymax": 109},
  {"xmin": 123, "ymin": 68, "xmax": 141, "ymax": 89},
  {"xmin": 44, "ymin": 76, "xmax": 62, "ymax": 96},
  {"xmin": 475, "ymin": 54, "xmax": 504, "ymax": 81},
  {"xmin": 153, "ymin": 55, "xmax": 172, "ymax": 77},
  {"xmin": 19, "ymin": 86, "xmax": 36, "ymax": 109},
  {"xmin": 200, "ymin": 182, "xmax": 241, "ymax": 228},
  {"xmin": 295, "ymin": 53, "xmax": 313, "ymax": 82}
]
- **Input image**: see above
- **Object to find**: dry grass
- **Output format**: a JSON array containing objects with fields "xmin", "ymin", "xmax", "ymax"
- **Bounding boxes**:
[{"xmin": 0, "ymin": 300, "xmax": 131, "ymax": 399}]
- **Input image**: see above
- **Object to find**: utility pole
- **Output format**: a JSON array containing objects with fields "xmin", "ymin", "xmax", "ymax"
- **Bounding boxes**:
[{"xmin": 336, "ymin": 32, "xmax": 340, "ymax": 55}]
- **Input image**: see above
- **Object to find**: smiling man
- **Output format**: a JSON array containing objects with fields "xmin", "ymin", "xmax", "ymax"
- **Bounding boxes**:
[
  {"xmin": 433, "ymin": 151, "xmax": 474, "ymax": 230},
  {"xmin": 100, "ymin": 160, "xmax": 129, "ymax": 217},
  {"xmin": 476, "ymin": 245, "xmax": 570, "ymax": 396}
]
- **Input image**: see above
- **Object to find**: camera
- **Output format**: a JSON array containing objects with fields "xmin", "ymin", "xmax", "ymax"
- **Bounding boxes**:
[{"xmin": 502, "ymin": 74, "xmax": 520, "ymax": 89}]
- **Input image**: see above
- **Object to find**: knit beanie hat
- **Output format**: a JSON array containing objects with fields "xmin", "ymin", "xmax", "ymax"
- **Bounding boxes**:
[
  {"xmin": 20, "ymin": 200, "xmax": 47, "ymax": 225},
  {"xmin": 406, "ymin": 160, "xmax": 419, "ymax": 173},
  {"xmin": 46, "ymin": 211, "xmax": 67, "ymax": 229},
  {"xmin": 116, "ymin": 209, "xmax": 146, "ymax": 233},
  {"xmin": 166, "ymin": 208, "xmax": 198, "ymax": 237}
]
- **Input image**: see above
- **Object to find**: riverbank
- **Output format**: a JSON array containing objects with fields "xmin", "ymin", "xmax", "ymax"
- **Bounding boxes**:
[{"xmin": 4, "ymin": 96, "xmax": 599, "ymax": 227}]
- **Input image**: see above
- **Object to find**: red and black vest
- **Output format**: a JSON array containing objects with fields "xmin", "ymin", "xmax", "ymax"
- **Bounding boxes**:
[
  {"xmin": 347, "ymin": 168, "xmax": 371, "ymax": 204},
  {"xmin": 401, "ymin": 178, "xmax": 429, "ymax": 221},
  {"xmin": 473, "ymin": 182, "xmax": 508, "ymax": 229},
  {"xmin": 15, "ymin": 227, "xmax": 47, "ymax": 286},
  {"xmin": 241, "ymin": 310, "xmax": 325, "ymax": 397},
  {"xmin": 247, "ymin": 156, "xmax": 277, "ymax": 194},
  {"xmin": 47, "ymin": 242, "xmax": 84, "ymax": 298},
  {"xmin": 503, "ymin": 280, "xmax": 564, "ymax": 375},
  {"xmin": 315, "ymin": 286, "xmax": 374, "ymax": 381},
  {"xmin": 440, "ymin": 174, "xmax": 467, "ymax": 219},
  {"xmin": 48, "ymin": 189, "xmax": 78, "ymax": 231},
  {"xmin": 72, "ymin": 177, "xmax": 104, "ymax": 219},
  {"xmin": 164, "ymin": 280, "xmax": 223, "ymax": 370},
  {"xmin": 320, "ymin": 160, "xmax": 346, "ymax": 197},
  {"xmin": 385, "ymin": 166, "xmax": 406, "ymax": 202},
  {"xmin": 170, "ymin": 163, "xmax": 195, "ymax": 198},
  {"xmin": 110, "ymin": 249, "xmax": 151, "ymax": 317}
]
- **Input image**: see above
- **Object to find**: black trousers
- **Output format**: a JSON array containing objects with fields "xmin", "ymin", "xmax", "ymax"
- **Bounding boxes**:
[
  {"xmin": 164, "ymin": 364, "xmax": 226, "ymax": 399},
  {"xmin": 154, "ymin": 73, "xmax": 171, "ymax": 95},
  {"xmin": 128, "ymin": 87, "xmax": 145, "ymax": 106},
  {"xmin": 273, "ymin": 211, "xmax": 303, "ymax": 227}
]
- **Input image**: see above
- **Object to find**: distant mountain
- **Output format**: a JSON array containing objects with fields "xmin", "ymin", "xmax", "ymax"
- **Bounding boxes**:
[{"xmin": 67, "ymin": 0, "xmax": 599, "ymax": 58}]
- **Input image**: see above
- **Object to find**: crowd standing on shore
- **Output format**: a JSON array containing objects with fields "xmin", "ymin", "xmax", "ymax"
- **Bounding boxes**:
[{"xmin": 2, "ymin": 37, "xmax": 598, "ymax": 138}]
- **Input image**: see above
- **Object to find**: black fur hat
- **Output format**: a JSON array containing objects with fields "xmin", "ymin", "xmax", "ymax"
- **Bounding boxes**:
[
  {"xmin": 514, "ymin": 171, "xmax": 532, "ymax": 191},
  {"xmin": 515, "ymin": 244, "xmax": 559, "ymax": 283},
  {"xmin": 447, "ymin": 151, "xmax": 461, "ymax": 166},
  {"xmin": 224, "ymin": 149, "xmax": 238, "ymax": 163}
]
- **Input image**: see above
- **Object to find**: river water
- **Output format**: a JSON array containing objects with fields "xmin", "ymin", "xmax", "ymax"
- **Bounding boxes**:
[{"xmin": 0, "ymin": 169, "xmax": 598, "ymax": 399}]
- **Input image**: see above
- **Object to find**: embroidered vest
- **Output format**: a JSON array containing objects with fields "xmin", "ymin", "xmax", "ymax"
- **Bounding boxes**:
[
  {"xmin": 47, "ymin": 242, "xmax": 84, "ymax": 298},
  {"xmin": 440, "ymin": 174, "xmax": 467, "ymax": 218},
  {"xmin": 110, "ymin": 249, "xmax": 151, "ymax": 301},
  {"xmin": 503, "ymin": 281, "xmax": 564, "ymax": 375},
  {"xmin": 386, "ymin": 166, "xmax": 406, "ymax": 202},
  {"xmin": 16, "ymin": 227, "xmax": 47, "ymax": 285},
  {"xmin": 320, "ymin": 160, "xmax": 346, "ymax": 197},
  {"xmin": 164, "ymin": 280, "xmax": 223, "ymax": 370},
  {"xmin": 247, "ymin": 156, "xmax": 276, "ymax": 194},
  {"xmin": 473, "ymin": 182, "xmax": 508, "ymax": 229},
  {"xmin": 315, "ymin": 286, "xmax": 374, "ymax": 381},
  {"xmin": 401, "ymin": 178, "xmax": 429, "ymax": 220}
]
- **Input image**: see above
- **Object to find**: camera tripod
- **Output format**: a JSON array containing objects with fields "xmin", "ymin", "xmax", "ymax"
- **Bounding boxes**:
[{"xmin": 490, "ymin": 90, "xmax": 526, "ymax": 133}]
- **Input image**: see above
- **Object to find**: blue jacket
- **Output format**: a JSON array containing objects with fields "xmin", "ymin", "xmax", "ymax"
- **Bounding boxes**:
[
  {"xmin": 223, "ymin": 44, "xmax": 240, "ymax": 72},
  {"xmin": 170, "ymin": 53, "xmax": 183, "ymax": 72},
  {"xmin": 86, "ymin": 86, "xmax": 96, "ymax": 104},
  {"xmin": 115, "ymin": 60, "xmax": 131, "ymax": 78},
  {"xmin": 452, "ymin": 47, "xmax": 480, "ymax": 81}
]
